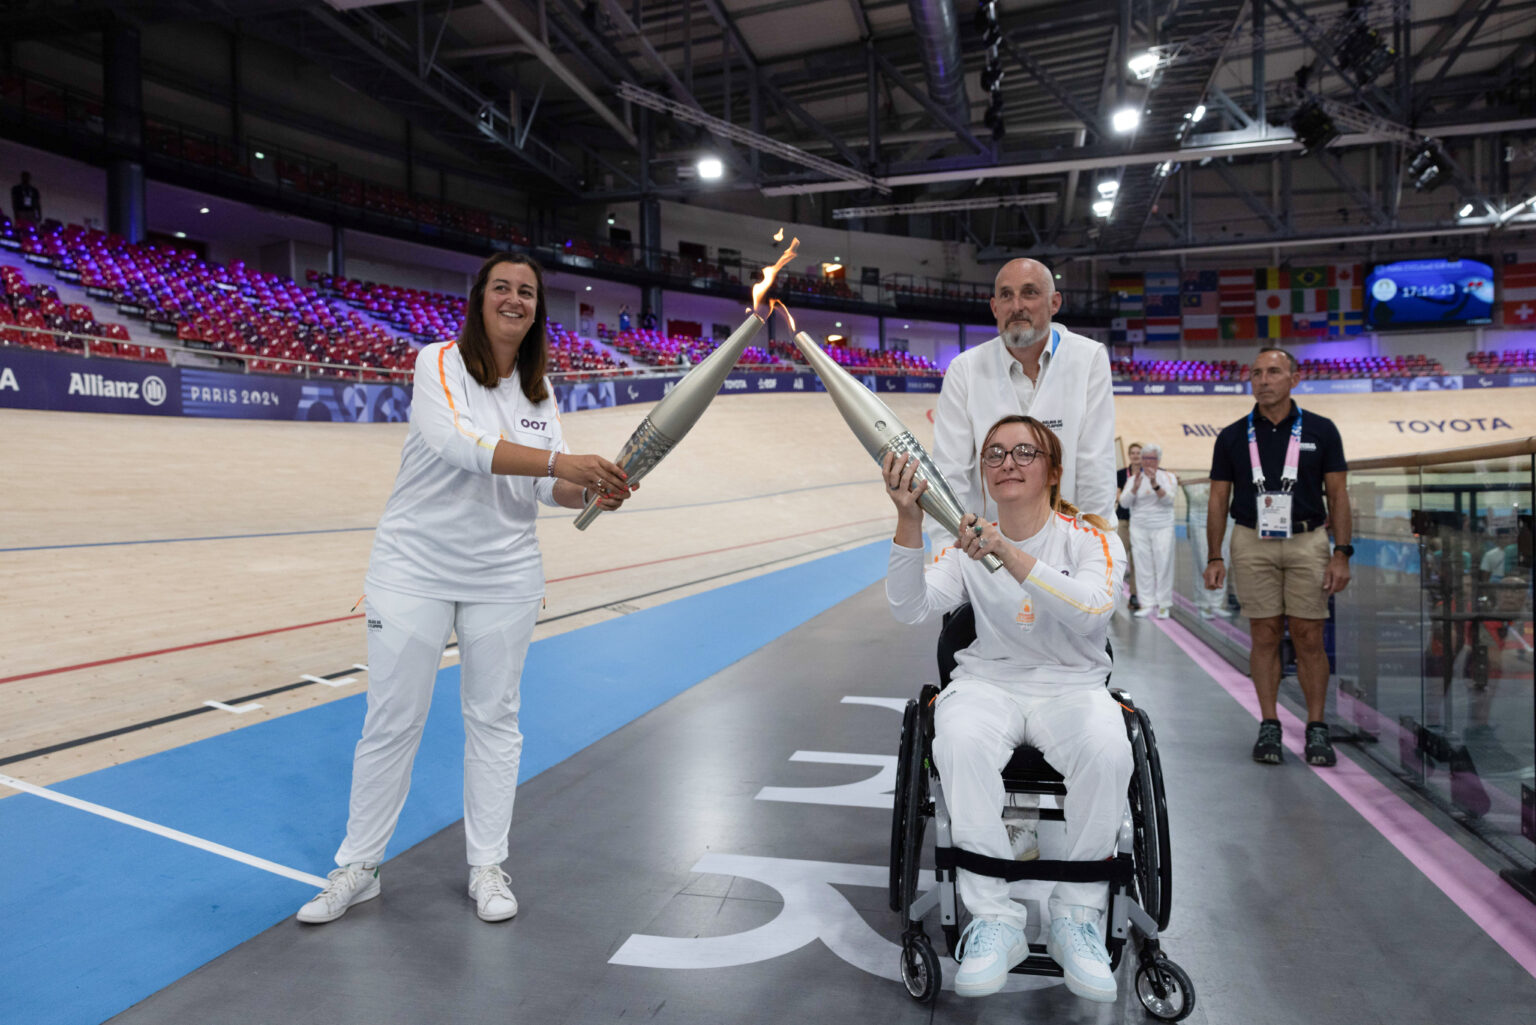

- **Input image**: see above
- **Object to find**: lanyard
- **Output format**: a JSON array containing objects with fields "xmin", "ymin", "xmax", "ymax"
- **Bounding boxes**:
[{"xmin": 1248, "ymin": 406, "xmax": 1302, "ymax": 493}]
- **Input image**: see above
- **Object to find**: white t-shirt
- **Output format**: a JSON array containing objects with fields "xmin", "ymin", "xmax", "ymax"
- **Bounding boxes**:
[
  {"xmin": 887, "ymin": 512, "xmax": 1126, "ymax": 694},
  {"xmin": 367, "ymin": 341, "xmax": 564, "ymax": 603}
]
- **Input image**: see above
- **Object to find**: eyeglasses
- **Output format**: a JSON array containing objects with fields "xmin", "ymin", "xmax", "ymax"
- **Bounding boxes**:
[{"xmin": 981, "ymin": 443, "xmax": 1040, "ymax": 467}]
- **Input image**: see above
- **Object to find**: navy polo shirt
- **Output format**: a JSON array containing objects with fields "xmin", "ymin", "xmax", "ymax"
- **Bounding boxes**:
[{"xmin": 1210, "ymin": 401, "xmax": 1347, "ymax": 530}]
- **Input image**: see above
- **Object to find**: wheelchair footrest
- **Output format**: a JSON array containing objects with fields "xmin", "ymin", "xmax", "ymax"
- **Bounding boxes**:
[
  {"xmin": 936, "ymin": 845, "xmax": 1135, "ymax": 885},
  {"xmin": 1008, "ymin": 951, "xmax": 1065, "ymax": 978}
]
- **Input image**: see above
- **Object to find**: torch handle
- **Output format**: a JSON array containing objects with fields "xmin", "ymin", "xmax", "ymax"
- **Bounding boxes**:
[{"xmin": 573, "ymin": 492, "xmax": 604, "ymax": 531}]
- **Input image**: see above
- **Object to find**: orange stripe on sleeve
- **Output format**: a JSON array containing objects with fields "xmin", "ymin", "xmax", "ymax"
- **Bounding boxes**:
[{"xmin": 437, "ymin": 343, "xmax": 496, "ymax": 450}]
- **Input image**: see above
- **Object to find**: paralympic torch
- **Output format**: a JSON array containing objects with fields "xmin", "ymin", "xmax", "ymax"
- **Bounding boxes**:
[
  {"xmin": 790, "ymin": 328, "xmax": 1003, "ymax": 573},
  {"xmin": 573, "ymin": 236, "xmax": 800, "ymax": 530}
]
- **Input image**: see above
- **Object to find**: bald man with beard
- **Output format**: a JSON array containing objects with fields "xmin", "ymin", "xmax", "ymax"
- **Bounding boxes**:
[{"xmin": 934, "ymin": 258, "xmax": 1118, "ymax": 529}]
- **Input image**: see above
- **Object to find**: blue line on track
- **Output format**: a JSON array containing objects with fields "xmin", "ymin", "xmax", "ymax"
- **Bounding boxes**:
[{"xmin": 0, "ymin": 539, "xmax": 891, "ymax": 1025}]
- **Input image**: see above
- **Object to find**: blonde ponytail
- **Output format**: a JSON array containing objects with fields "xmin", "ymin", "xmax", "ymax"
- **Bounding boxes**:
[{"xmin": 1054, "ymin": 497, "xmax": 1112, "ymax": 533}]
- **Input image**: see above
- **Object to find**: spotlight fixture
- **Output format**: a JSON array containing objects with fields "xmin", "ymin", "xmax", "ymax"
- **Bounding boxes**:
[
  {"xmin": 1092, "ymin": 198, "xmax": 1115, "ymax": 218},
  {"xmin": 199, "ymin": 206, "xmax": 210, "ymax": 214},
  {"xmin": 1111, "ymin": 107, "xmax": 1141, "ymax": 133},
  {"xmin": 1406, "ymin": 141, "xmax": 1452, "ymax": 193},
  {"xmin": 1097, "ymin": 180, "xmax": 1119, "ymax": 198},
  {"xmin": 697, "ymin": 156, "xmax": 724, "ymax": 180},
  {"xmin": 606, "ymin": 215, "xmax": 616, "ymax": 225},
  {"xmin": 1189, "ymin": 104, "xmax": 1206, "ymax": 123},
  {"xmin": 978, "ymin": 1, "xmax": 1005, "ymax": 142},
  {"xmin": 1289, "ymin": 101, "xmax": 1340, "ymax": 152},
  {"xmin": 1335, "ymin": 23, "xmax": 1395, "ymax": 87},
  {"xmin": 1458, "ymin": 202, "xmax": 1475, "ymax": 218},
  {"xmin": 253, "ymin": 151, "xmax": 265, "ymax": 160},
  {"xmin": 174, "ymin": 231, "xmax": 187, "ymax": 238},
  {"xmin": 1128, "ymin": 52, "xmax": 1159, "ymax": 79}
]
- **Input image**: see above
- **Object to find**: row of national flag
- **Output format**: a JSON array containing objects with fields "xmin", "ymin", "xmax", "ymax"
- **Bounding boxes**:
[
  {"xmin": 1109, "ymin": 255, "xmax": 1536, "ymax": 341},
  {"xmin": 1110, "ymin": 265, "xmax": 1364, "ymax": 343}
]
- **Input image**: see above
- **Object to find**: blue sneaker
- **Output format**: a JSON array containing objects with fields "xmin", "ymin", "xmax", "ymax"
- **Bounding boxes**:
[
  {"xmin": 1046, "ymin": 913, "xmax": 1117, "ymax": 1002},
  {"xmin": 953, "ymin": 917, "xmax": 1028, "ymax": 997}
]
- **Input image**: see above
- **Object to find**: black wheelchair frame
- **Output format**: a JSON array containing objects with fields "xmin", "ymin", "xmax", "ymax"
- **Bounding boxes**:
[{"xmin": 887, "ymin": 604, "xmax": 1195, "ymax": 1019}]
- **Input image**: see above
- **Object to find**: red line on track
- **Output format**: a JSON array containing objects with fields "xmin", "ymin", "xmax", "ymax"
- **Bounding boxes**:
[{"xmin": 3, "ymin": 516, "xmax": 888, "ymax": 685}]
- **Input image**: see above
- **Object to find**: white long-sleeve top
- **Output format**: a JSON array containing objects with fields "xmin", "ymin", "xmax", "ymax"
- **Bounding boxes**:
[
  {"xmin": 366, "ymin": 341, "xmax": 565, "ymax": 603},
  {"xmin": 932, "ymin": 326, "xmax": 1118, "ymax": 526},
  {"xmin": 887, "ymin": 513, "xmax": 1126, "ymax": 694},
  {"xmin": 1118, "ymin": 468, "xmax": 1178, "ymax": 529}
]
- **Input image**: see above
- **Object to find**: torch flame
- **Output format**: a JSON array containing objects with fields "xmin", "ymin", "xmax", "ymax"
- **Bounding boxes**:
[
  {"xmin": 751, "ymin": 234, "xmax": 800, "ymax": 313},
  {"xmin": 768, "ymin": 298, "xmax": 796, "ymax": 333},
  {"xmin": 773, "ymin": 227, "xmax": 784, "ymax": 242}
]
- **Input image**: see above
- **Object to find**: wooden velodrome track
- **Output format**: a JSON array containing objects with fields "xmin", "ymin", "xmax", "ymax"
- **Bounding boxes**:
[{"xmin": 5, "ymin": 382, "xmax": 1535, "ymax": 792}]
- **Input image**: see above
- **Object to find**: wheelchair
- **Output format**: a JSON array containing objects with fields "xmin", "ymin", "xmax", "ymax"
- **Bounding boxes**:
[{"xmin": 888, "ymin": 604, "xmax": 1195, "ymax": 1020}]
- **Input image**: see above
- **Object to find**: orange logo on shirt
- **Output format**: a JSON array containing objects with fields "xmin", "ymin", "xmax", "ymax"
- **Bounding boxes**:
[{"xmin": 1017, "ymin": 595, "xmax": 1034, "ymax": 627}]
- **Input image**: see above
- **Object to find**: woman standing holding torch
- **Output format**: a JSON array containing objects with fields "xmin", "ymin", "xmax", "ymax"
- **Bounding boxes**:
[{"xmin": 297, "ymin": 253, "xmax": 634, "ymax": 925}]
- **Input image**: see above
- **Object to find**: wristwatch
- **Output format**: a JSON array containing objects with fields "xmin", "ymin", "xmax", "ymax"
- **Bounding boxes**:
[{"xmin": 1333, "ymin": 544, "xmax": 1354, "ymax": 559}]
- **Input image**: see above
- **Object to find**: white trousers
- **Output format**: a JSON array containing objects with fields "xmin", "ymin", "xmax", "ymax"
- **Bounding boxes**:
[
  {"xmin": 1129, "ymin": 521, "xmax": 1176, "ymax": 610},
  {"xmin": 335, "ymin": 584, "xmax": 541, "ymax": 868},
  {"xmin": 932, "ymin": 680, "xmax": 1133, "ymax": 930}
]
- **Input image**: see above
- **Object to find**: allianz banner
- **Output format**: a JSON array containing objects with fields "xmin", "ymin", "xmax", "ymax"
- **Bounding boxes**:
[
  {"xmin": 0, "ymin": 349, "xmax": 412, "ymax": 422},
  {"xmin": 0, "ymin": 346, "xmax": 182, "ymax": 416}
]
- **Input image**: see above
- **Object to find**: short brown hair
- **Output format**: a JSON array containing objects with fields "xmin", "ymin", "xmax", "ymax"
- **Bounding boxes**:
[{"xmin": 459, "ymin": 252, "xmax": 549, "ymax": 402}]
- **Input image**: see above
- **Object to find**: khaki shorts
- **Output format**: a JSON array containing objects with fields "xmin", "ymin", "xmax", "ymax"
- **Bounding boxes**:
[{"xmin": 1229, "ymin": 524, "xmax": 1330, "ymax": 620}]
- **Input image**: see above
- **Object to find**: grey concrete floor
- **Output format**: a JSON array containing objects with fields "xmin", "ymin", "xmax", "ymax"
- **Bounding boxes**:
[{"xmin": 109, "ymin": 582, "xmax": 1536, "ymax": 1025}]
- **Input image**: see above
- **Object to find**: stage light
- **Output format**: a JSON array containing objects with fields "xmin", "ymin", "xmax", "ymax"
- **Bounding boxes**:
[
  {"xmin": 1092, "ymin": 198, "xmax": 1114, "ymax": 217},
  {"xmin": 199, "ymin": 207, "xmax": 210, "ymax": 214},
  {"xmin": 607, "ymin": 215, "xmax": 616, "ymax": 225},
  {"xmin": 1458, "ymin": 202, "xmax": 1475, "ymax": 218},
  {"xmin": 1111, "ymin": 107, "xmax": 1141, "ymax": 133},
  {"xmin": 1335, "ymin": 24, "xmax": 1395, "ymax": 86},
  {"xmin": 1097, "ymin": 180, "xmax": 1119, "ymax": 197},
  {"xmin": 1128, "ymin": 53, "xmax": 1159, "ymax": 79},
  {"xmin": 697, "ymin": 156, "xmax": 723, "ymax": 179},
  {"xmin": 1289, "ymin": 101, "xmax": 1340, "ymax": 152},
  {"xmin": 1406, "ymin": 141, "xmax": 1452, "ymax": 192},
  {"xmin": 1189, "ymin": 104, "xmax": 1206, "ymax": 123}
]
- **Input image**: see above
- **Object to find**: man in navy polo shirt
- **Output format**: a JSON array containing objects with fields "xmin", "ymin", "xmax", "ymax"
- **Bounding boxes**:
[{"xmin": 1203, "ymin": 347, "xmax": 1352, "ymax": 766}]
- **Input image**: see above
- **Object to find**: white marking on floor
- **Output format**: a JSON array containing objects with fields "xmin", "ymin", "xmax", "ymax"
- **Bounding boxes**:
[
  {"xmin": 203, "ymin": 699, "xmax": 262, "ymax": 714},
  {"xmin": 302, "ymin": 674, "xmax": 355, "ymax": 688},
  {"xmin": 841, "ymin": 696, "xmax": 909, "ymax": 714},
  {"xmin": 352, "ymin": 663, "xmax": 369, "ymax": 672},
  {"xmin": 0, "ymin": 773, "xmax": 327, "ymax": 887}
]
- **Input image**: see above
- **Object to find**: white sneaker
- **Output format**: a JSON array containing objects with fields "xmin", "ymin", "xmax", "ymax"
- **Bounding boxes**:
[
  {"xmin": 1157, "ymin": 606, "xmax": 1171, "ymax": 619},
  {"xmin": 1004, "ymin": 817, "xmax": 1039, "ymax": 861},
  {"xmin": 469, "ymin": 864, "xmax": 518, "ymax": 922},
  {"xmin": 1046, "ymin": 912, "xmax": 1117, "ymax": 1002},
  {"xmin": 953, "ymin": 917, "xmax": 1029, "ymax": 997},
  {"xmin": 1133, "ymin": 606, "xmax": 1153, "ymax": 618},
  {"xmin": 296, "ymin": 863, "xmax": 379, "ymax": 924},
  {"xmin": 1199, "ymin": 609, "xmax": 1215, "ymax": 620}
]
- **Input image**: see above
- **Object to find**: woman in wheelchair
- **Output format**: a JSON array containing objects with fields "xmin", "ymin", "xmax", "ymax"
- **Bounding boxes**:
[{"xmin": 884, "ymin": 414, "xmax": 1130, "ymax": 1002}]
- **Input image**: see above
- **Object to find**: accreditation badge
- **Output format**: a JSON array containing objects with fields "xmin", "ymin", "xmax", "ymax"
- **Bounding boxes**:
[{"xmin": 1257, "ymin": 491, "xmax": 1293, "ymax": 539}]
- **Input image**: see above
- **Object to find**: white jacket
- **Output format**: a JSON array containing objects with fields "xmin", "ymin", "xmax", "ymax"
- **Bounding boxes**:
[
  {"xmin": 1118, "ymin": 468, "xmax": 1178, "ymax": 529},
  {"xmin": 932, "ymin": 326, "xmax": 1117, "ymax": 526},
  {"xmin": 887, "ymin": 513, "xmax": 1125, "ymax": 693},
  {"xmin": 367, "ymin": 341, "xmax": 564, "ymax": 603}
]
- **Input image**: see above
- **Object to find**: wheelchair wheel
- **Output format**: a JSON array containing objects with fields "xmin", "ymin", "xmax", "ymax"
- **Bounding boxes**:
[
  {"xmin": 888, "ymin": 700, "xmax": 920, "ymax": 913},
  {"xmin": 900, "ymin": 933, "xmax": 940, "ymax": 1004},
  {"xmin": 1127, "ymin": 722, "xmax": 1160, "ymax": 926},
  {"xmin": 1137, "ymin": 707, "xmax": 1174, "ymax": 931},
  {"xmin": 1134, "ymin": 957, "xmax": 1195, "ymax": 1021}
]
